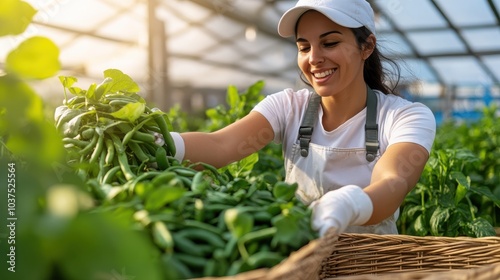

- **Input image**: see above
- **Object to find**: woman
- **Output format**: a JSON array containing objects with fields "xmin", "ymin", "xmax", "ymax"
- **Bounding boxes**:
[{"xmin": 169, "ymin": 0, "xmax": 436, "ymax": 236}]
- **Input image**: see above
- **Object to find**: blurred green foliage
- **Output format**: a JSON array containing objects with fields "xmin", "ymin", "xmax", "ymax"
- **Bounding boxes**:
[
  {"xmin": 0, "ymin": 2, "xmax": 164, "ymax": 280},
  {"xmin": 398, "ymin": 105, "xmax": 500, "ymax": 237}
]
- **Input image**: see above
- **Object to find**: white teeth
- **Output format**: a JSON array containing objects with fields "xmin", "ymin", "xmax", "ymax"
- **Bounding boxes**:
[{"xmin": 314, "ymin": 69, "xmax": 333, "ymax": 78}]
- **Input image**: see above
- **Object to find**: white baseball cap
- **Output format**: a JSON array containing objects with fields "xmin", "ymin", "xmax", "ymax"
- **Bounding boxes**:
[{"xmin": 278, "ymin": 0, "xmax": 376, "ymax": 38}]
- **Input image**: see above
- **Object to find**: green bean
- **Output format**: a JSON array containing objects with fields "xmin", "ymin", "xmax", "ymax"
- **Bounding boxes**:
[
  {"xmin": 62, "ymin": 138, "xmax": 90, "ymax": 148},
  {"xmin": 116, "ymin": 146, "xmax": 136, "ymax": 181},
  {"xmin": 80, "ymin": 127, "xmax": 95, "ymax": 140},
  {"xmin": 172, "ymin": 234, "xmax": 206, "ymax": 257},
  {"xmin": 89, "ymin": 129, "xmax": 104, "ymax": 164},
  {"xmin": 127, "ymin": 141, "xmax": 149, "ymax": 163},
  {"xmin": 104, "ymin": 138, "xmax": 115, "ymax": 166},
  {"xmin": 150, "ymin": 171, "xmax": 176, "ymax": 187},
  {"xmin": 152, "ymin": 221, "xmax": 174, "ymax": 254},
  {"xmin": 117, "ymin": 116, "xmax": 153, "ymax": 147},
  {"xmin": 175, "ymin": 253, "xmax": 207, "ymax": 268},
  {"xmin": 166, "ymin": 166, "xmax": 197, "ymax": 177},
  {"xmin": 102, "ymin": 166, "xmax": 121, "ymax": 185},
  {"xmin": 109, "ymin": 99, "xmax": 132, "ymax": 108},
  {"xmin": 238, "ymin": 227, "xmax": 277, "ymax": 260},
  {"xmin": 96, "ymin": 148, "xmax": 108, "ymax": 184},
  {"xmin": 151, "ymin": 108, "xmax": 176, "ymax": 156},
  {"xmin": 246, "ymin": 251, "xmax": 284, "ymax": 269},
  {"xmin": 177, "ymin": 228, "xmax": 225, "ymax": 248},
  {"xmin": 203, "ymin": 259, "xmax": 217, "ymax": 277},
  {"xmin": 153, "ymin": 146, "xmax": 168, "ymax": 170},
  {"xmin": 78, "ymin": 132, "xmax": 99, "ymax": 156},
  {"xmin": 162, "ymin": 254, "xmax": 193, "ymax": 279}
]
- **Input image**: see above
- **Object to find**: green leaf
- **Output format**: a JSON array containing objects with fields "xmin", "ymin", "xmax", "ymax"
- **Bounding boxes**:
[
  {"xmin": 58, "ymin": 76, "xmax": 78, "ymax": 89},
  {"xmin": 103, "ymin": 69, "xmax": 140, "ymax": 93},
  {"xmin": 144, "ymin": 180, "xmax": 186, "ymax": 211},
  {"xmin": 0, "ymin": 0, "xmax": 37, "ymax": 36},
  {"xmin": 444, "ymin": 211, "xmax": 462, "ymax": 237},
  {"xmin": 436, "ymin": 192, "xmax": 455, "ymax": 208},
  {"xmin": 411, "ymin": 214, "xmax": 428, "ymax": 236},
  {"xmin": 6, "ymin": 36, "xmax": 60, "ymax": 79},
  {"xmin": 271, "ymin": 214, "xmax": 299, "ymax": 247},
  {"xmin": 92, "ymin": 78, "xmax": 113, "ymax": 101},
  {"xmin": 69, "ymin": 86, "xmax": 85, "ymax": 97},
  {"xmin": 60, "ymin": 213, "xmax": 164, "ymax": 280},
  {"xmin": 451, "ymin": 171, "xmax": 470, "ymax": 205},
  {"xmin": 450, "ymin": 171, "xmax": 469, "ymax": 189},
  {"xmin": 272, "ymin": 182, "xmax": 298, "ymax": 201},
  {"xmin": 224, "ymin": 208, "xmax": 254, "ymax": 239},
  {"xmin": 470, "ymin": 186, "xmax": 500, "ymax": 207},
  {"xmin": 465, "ymin": 217, "xmax": 496, "ymax": 237},
  {"xmin": 110, "ymin": 102, "xmax": 145, "ymax": 123},
  {"xmin": 455, "ymin": 183, "xmax": 467, "ymax": 205},
  {"xmin": 404, "ymin": 205, "xmax": 422, "ymax": 218},
  {"xmin": 430, "ymin": 206, "xmax": 451, "ymax": 236},
  {"xmin": 86, "ymin": 82, "xmax": 98, "ymax": 100},
  {"xmin": 0, "ymin": 75, "xmax": 44, "ymax": 127},
  {"xmin": 226, "ymin": 85, "xmax": 240, "ymax": 109}
]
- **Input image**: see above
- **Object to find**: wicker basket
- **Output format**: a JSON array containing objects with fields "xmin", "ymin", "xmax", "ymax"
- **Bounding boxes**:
[
  {"xmin": 318, "ymin": 233, "xmax": 500, "ymax": 279},
  {"xmin": 201, "ymin": 231, "xmax": 500, "ymax": 280}
]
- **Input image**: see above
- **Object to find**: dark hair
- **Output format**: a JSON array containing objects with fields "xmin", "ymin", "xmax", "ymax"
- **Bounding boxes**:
[
  {"xmin": 352, "ymin": 26, "xmax": 401, "ymax": 96},
  {"xmin": 297, "ymin": 25, "xmax": 401, "ymax": 96}
]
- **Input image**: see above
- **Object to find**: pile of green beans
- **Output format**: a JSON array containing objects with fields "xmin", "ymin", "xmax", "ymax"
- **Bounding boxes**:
[
  {"xmin": 55, "ymin": 90, "xmax": 176, "ymax": 186},
  {"xmin": 95, "ymin": 162, "xmax": 317, "ymax": 278}
]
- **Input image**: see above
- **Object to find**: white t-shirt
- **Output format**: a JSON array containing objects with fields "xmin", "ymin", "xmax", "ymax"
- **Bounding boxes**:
[{"xmin": 252, "ymin": 87, "xmax": 436, "ymax": 169}]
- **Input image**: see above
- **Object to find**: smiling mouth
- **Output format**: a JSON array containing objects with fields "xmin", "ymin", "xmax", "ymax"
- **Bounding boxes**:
[{"xmin": 313, "ymin": 69, "xmax": 334, "ymax": 78}]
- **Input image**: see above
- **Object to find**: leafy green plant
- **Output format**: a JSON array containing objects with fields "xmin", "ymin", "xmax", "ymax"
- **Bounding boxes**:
[
  {"xmin": 204, "ymin": 81, "xmax": 265, "ymax": 131},
  {"xmin": 398, "ymin": 148, "xmax": 499, "ymax": 237}
]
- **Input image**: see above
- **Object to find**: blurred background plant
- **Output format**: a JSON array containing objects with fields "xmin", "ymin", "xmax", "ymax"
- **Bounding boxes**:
[{"xmin": 0, "ymin": 1, "xmax": 164, "ymax": 279}]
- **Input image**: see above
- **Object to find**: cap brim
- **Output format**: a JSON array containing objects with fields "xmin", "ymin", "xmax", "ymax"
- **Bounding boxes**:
[{"xmin": 277, "ymin": 6, "xmax": 364, "ymax": 38}]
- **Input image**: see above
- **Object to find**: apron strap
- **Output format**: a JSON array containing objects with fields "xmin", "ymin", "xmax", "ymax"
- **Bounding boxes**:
[
  {"xmin": 365, "ymin": 86, "xmax": 379, "ymax": 162},
  {"xmin": 298, "ymin": 93, "xmax": 321, "ymax": 157},
  {"xmin": 298, "ymin": 86, "xmax": 379, "ymax": 161}
]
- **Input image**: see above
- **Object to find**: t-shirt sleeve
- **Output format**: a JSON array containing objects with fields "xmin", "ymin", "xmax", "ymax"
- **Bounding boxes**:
[
  {"xmin": 251, "ymin": 89, "xmax": 310, "ymax": 144},
  {"xmin": 388, "ymin": 102, "xmax": 436, "ymax": 153},
  {"xmin": 251, "ymin": 91, "xmax": 288, "ymax": 144}
]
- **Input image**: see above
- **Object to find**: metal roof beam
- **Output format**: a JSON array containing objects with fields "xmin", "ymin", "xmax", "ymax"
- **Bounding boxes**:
[
  {"xmin": 388, "ymin": 49, "xmax": 500, "ymax": 59},
  {"xmin": 430, "ymin": 0, "xmax": 499, "ymax": 84},
  {"xmin": 31, "ymin": 21, "xmax": 138, "ymax": 46},
  {"xmin": 370, "ymin": 2, "xmax": 446, "ymax": 85},
  {"xmin": 186, "ymin": 0, "xmax": 290, "ymax": 44},
  {"xmin": 487, "ymin": 0, "xmax": 500, "ymax": 24}
]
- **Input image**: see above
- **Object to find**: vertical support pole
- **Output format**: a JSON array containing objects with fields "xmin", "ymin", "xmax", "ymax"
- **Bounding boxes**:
[
  {"xmin": 147, "ymin": 0, "xmax": 170, "ymax": 110},
  {"xmin": 441, "ymin": 84, "xmax": 453, "ymax": 122}
]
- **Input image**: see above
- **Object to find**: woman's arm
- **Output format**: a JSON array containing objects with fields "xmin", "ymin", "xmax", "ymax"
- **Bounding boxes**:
[
  {"xmin": 180, "ymin": 111, "xmax": 275, "ymax": 168},
  {"xmin": 364, "ymin": 142, "xmax": 429, "ymax": 225}
]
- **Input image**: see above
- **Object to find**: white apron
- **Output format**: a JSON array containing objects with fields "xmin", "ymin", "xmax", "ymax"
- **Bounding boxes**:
[
  {"xmin": 285, "ymin": 143, "xmax": 399, "ymax": 234},
  {"xmin": 284, "ymin": 88, "xmax": 399, "ymax": 234}
]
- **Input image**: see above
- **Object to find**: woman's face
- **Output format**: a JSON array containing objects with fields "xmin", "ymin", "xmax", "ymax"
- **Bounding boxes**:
[{"xmin": 295, "ymin": 11, "xmax": 371, "ymax": 97}]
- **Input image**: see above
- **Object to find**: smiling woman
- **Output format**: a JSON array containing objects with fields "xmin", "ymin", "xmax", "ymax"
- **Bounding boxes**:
[{"xmin": 171, "ymin": 0, "xmax": 437, "ymax": 237}]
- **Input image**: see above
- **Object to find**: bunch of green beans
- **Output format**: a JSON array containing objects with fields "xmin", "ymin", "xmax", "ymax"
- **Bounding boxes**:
[
  {"xmin": 55, "ymin": 75, "xmax": 176, "ymax": 186},
  {"xmin": 92, "ymin": 160, "xmax": 317, "ymax": 278}
]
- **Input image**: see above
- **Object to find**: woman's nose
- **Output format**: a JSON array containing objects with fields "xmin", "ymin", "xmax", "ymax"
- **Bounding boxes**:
[{"xmin": 309, "ymin": 47, "xmax": 325, "ymax": 65}]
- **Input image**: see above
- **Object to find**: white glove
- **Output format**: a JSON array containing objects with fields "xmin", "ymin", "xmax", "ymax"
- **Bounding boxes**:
[
  {"xmin": 310, "ymin": 185, "xmax": 373, "ymax": 237},
  {"xmin": 170, "ymin": 132, "xmax": 185, "ymax": 162}
]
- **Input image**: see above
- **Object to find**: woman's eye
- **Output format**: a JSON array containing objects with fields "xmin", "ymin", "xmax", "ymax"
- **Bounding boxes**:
[
  {"xmin": 297, "ymin": 46, "xmax": 310, "ymax": 52},
  {"xmin": 324, "ymin": 42, "xmax": 339, "ymax": 47}
]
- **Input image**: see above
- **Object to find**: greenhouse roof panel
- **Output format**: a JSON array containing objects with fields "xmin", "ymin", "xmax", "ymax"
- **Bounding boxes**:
[{"xmin": 1, "ymin": 0, "xmax": 499, "ymax": 105}]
